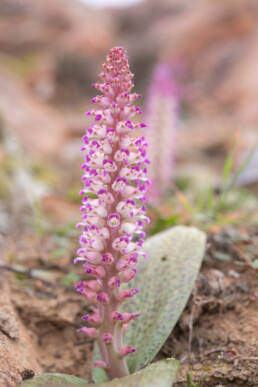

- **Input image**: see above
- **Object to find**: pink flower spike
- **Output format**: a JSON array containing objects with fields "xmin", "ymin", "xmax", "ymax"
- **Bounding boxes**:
[
  {"xmin": 78, "ymin": 327, "xmax": 98, "ymax": 338},
  {"xmin": 119, "ymin": 270, "xmax": 136, "ymax": 283},
  {"xmin": 116, "ymin": 258, "xmax": 130, "ymax": 271},
  {"xmin": 84, "ymin": 280, "xmax": 102, "ymax": 292},
  {"xmin": 120, "ymin": 346, "xmax": 136, "ymax": 356},
  {"xmin": 111, "ymin": 311, "xmax": 124, "ymax": 322},
  {"xmin": 75, "ymin": 46, "xmax": 150, "ymax": 380},
  {"xmin": 82, "ymin": 313, "xmax": 102, "ymax": 326},
  {"xmin": 94, "ymin": 360, "xmax": 108, "ymax": 369},
  {"xmin": 95, "ymin": 114, "xmax": 102, "ymax": 121},
  {"xmin": 108, "ymin": 277, "xmax": 121, "ymax": 288},
  {"xmin": 102, "ymin": 332, "xmax": 113, "ymax": 344},
  {"xmin": 121, "ymin": 313, "xmax": 140, "ymax": 323},
  {"xmin": 97, "ymin": 292, "xmax": 110, "ymax": 304},
  {"xmin": 125, "ymin": 120, "xmax": 134, "ymax": 129},
  {"xmin": 107, "ymin": 213, "xmax": 120, "ymax": 228},
  {"xmin": 117, "ymin": 288, "xmax": 139, "ymax": 302},
  {"xmin": 84, "ymin": 264, "xmax": 106, "ymax": 279},
  {"xmin": 73, "ymin": 257, "xmax": 86, "ymax": 264},
  {"xmin": 111, "ymin": 312, "xmax": 139, "ymax": 324},
  {"xmin": 101, "ymin": 253, "xmax": 115, "ymax": 265}
]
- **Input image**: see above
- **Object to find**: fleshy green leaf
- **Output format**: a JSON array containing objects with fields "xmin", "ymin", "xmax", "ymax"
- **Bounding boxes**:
[
  {"xmin": 20, "ymin": 373, "xmax": 88, "ymax": 386},
  {"xmin": 97, "ymin": 358, "xmax": 179, "ymax": 387},
  {"xmin": 123, "ymin": 226, "xmax": 206, "ymax": 373},
  {"xmin": 252, "ymin": 259, "xmax": 258, "ymax": 270},
  {"xmin": 20, "ymin": 359, "xmax": 178, "ymax": 387}
]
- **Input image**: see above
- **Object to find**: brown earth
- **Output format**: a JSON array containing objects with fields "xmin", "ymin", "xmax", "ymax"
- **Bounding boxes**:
[
  {"xmin": 1, "ymin": 226, "xmax": 257, "ymax": 386},
  {"xmin": 163, "ymin": 248, "xmax": 258, "ymax": 386},
  {"xmin": 0, "ymin": 274, "xmax": 41, "ymax": 386}
]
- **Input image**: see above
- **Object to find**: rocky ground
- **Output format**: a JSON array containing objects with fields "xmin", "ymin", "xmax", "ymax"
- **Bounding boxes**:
[{"xmin": 1, "ymin": 216, "xmax": 257, "ymax": 386}]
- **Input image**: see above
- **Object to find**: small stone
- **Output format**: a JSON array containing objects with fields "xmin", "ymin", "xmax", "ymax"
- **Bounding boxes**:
[
  {"xmin": 228, "ymin": 269, "xmax": 240, "ymax": 278},
  {"xmin": 21, "ymin": 369, "xmax": 35, "ymax": 380},
  {"xmin": 193, "ymin": 363, "xmax": 203, "ymax": 370}
]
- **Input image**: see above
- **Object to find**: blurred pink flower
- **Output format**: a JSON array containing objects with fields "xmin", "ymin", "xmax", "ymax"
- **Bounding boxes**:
[{"xmin": 146, "ymin": 63, "xmax": 179, "ymax": 204}]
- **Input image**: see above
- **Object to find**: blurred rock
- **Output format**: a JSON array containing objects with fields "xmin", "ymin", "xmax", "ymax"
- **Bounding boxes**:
[
  {"xmin": 0, "ymin": 0, "xmax": 115, "ymax": 103},
  {"xmin": 0, "ymin": 67, "xmax": 67, "ymax": 158},
  {"xmin": 115, "ymin": 0, "xmax": 258, "ymax": 126},
  {"xmin": 1, "ymin": 0, "xmax": 258, "ymax": 127}
]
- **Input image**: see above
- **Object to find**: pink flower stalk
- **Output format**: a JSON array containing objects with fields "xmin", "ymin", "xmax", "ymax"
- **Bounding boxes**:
[
  {"xmin": 146, "ymin": 63, "xmax": 179, "ymax": 204},
  {"xmin": 75, "ymin": 47, "xmax": 150, "ymax": 380}
]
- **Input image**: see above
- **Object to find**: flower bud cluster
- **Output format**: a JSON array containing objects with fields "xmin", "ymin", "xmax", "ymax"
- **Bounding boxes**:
[{"xmin": 75, "ymin": 47, "xmax": 150, "ymax": 379}]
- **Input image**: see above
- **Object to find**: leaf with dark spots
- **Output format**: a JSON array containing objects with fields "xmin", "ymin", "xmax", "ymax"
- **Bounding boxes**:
[{"xmin": 122, "ymin": 226, "xmax": 206, "ymax": 373}]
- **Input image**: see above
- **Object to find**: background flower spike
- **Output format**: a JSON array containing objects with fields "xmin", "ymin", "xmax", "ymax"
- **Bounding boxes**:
[{"xmin": 146, "ymin": 62, "xmax": 179, "ymax": 204}]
